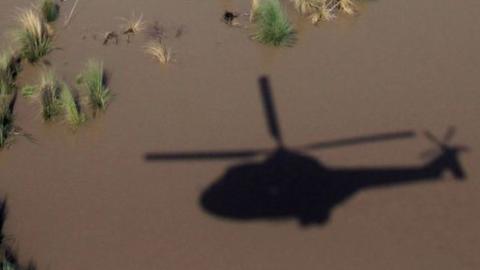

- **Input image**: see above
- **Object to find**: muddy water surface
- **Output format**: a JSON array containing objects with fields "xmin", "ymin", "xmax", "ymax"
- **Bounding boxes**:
[{"xmin": 1, "ymin": 0, "xmax": 479, "ymax": 269}]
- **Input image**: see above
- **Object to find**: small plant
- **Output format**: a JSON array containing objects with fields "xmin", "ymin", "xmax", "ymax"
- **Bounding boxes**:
[
  {"xmin": 145, "ymin": 42, "xmax": 172, "ymax": 64},
  {"xmin": 121, "ymin": 13, "xmax": 145, "ymax": 37},
  {"xmin": 78, "ymin": 60, "xmax": 110, "ymax": 112},
  {"xmin": 39, "ymin": 71, "xmax": 62, "ymax": 121},
  {"xmin": 15, "ymin": 9, "xmax": 52, "ymax": 62},
  {"xmin": 61, "ymin": 84, "xmax": 85, "ymax": 128},
  {"xmin": 253, "ymin": 0, "xmax": 295, "ymax": 46},
  {"xmin": 291, "ymin": 0, "xmax": 356, "ymax": 24},
  {"xmin": 40, "ymin": 0, "xmax": 60, "ymax": 22},
  {"xmin": 120, "ymin": 13, "xmax": 145, "ymax": 43}
]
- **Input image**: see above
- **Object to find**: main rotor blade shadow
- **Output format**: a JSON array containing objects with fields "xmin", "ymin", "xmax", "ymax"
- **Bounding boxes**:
[
  {"xmin": 259, "ymin": 76, "xmax": 283, "ymax": 146},
  {"xmin": 301, "ymin": 131, "xmax": 416, "ymax": 150},
  {"xmin": 145, "ymin": 149, "xmax": 270, "ymax": 161}
]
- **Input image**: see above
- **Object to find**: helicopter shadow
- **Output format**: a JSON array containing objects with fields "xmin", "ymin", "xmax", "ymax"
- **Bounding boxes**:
[
  {"xmin": 146, "ymin": 76, "xmax": 468, "ymax": 226},
  {"xmin": 200, "ymin": 144, "xmax": 467, "ymax": 226}
]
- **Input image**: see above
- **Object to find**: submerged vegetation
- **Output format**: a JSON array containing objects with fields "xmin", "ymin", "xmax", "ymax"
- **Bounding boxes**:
[
  {"xmin": 0, "ymin": 52, "xmax": 19, "ymax": 97},
  {"xmin": 61, "ymin": 84, "xmax": 85, "ymax": 128},
  {"xmin": 15, "ymin": 9, "xmax": 53, "ymax": 62},
  {"xmin": 39, "ymin": 72, "xmax": 62, "ymax": 121},
  {"xmin": 145, "ymin": 42, "xmax": 172, "ymax": 64},
  {"xmin": 121, "ymin": 13, "xmax": 145, "ymax": 42},
  {"xmin": 78, "ymin": 60, "xmax": 111, "ymax": 112},
  {"xmin": 20, "ymin": 70, "xmax": 90, "ymax": 130},
  {"xmin": 40, "ymin": 0, "xmax": 60, "ymax": 23},
  {"xmin": 0, "ymin": 0, "xmax": 364, "ymax": 150},
  {"xmin": 253, "ymin": 0, "xmax": 295, "ymax": 46},
  {"xmin": 0, "ymin": 52, "xmax": 20, "ymax": 149},
  {"xmin": 290, "ymin": 0, "xmax": 356, "ymax": 23}
]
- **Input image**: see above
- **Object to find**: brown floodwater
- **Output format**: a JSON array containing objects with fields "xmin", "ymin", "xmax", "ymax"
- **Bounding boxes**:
[{"xmin": 1, "ymin": 0, "xmax": 479, "ymax": 269}]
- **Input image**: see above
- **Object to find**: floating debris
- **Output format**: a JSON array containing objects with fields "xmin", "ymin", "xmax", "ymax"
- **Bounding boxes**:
[{"xmin": 223, "ymin": 11, "xmax": 241, "ymax": 26}]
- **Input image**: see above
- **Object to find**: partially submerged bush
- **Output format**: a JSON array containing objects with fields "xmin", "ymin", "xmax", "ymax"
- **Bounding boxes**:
[
  {"xmin": 61, "ymin": 84, "xmax": 85, "ymax": 128},
  {"xmin": 145, "ymin": 42, "xmax": 172, "ymax": 64},
  {"xmin": 39, "ymin": 72, "xmax": 62, "ymax": 121},
  {"xmin": 40, "ymin": 0, "xmax": 59, "ymax": 23},
  {"xmin": 253, "ymin": 0, "xmax": 295, "ymax": 46},
  {"xmin": 78, "ymin": 60, "xmax": 110, "ymax": 112},
  {"xmin": 15, "ymin": 9, "xmax": 52, "ymax": 62}
]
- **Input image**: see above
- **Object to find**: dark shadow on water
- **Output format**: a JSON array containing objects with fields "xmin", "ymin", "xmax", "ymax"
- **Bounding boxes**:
[
  {"xmin": 145, "ymin": 76, "xmax": 468, "ymax": 226},
  {"xmin": 200, "ymin": 145, "xmax": 467, "ymax": 226}
]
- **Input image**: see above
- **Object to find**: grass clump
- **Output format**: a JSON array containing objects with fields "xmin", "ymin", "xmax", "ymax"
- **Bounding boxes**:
[
  {"xmin": 61, "ymin": 84, "xmax": 85, "ymax": 128},
  {"xmin": 40, "ymin": 0, "xmax": 59, "ymax": 23},
  {"xmin": 39, "ymin": 72, "xmax": 62, "ymax": 121},
  {"xmin": 253, "ymin": 0, "xmax": 295, "ymax": 47},
  {"xmin": 120, "ymin": 13, "xmax": 145, "ymax": 43},
  {"xmin": 15, "ymin": 9, "xmax": 53, "ymax": 63},
  {"xmin": 0, "ymin": 52, "xmax": 20, "ymax": 149},
  {"xmin": 0, "ymin": 52, "xmax": 20, "ymax": 96},
  {"xmin": 78, "ymin": 60, "xmax": 110, "ymax": 112},
  {"xmin": 145, "ymin": 42, "xmax": 172, "ymax": 64}
]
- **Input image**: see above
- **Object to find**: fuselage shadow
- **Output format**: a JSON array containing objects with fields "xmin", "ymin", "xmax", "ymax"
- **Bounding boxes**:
[{"xmin": 200, "ymin": 146, "xmax": 466, "ymax": 226}]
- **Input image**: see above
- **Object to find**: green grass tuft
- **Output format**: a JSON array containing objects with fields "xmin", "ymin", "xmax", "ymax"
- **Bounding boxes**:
[
  {"xmin": 61, "ymin": 84, "xmax": 85, "ymax": 128},
  {"xmin": 15, "ymin": 9, "xmax": 53, "ymax": 63},
  {"xmin": 21, "ymin": 85, "xmax": 37, "ymax": 97},
  {"xmin": 253, "ymin": 0, "xmax": 296, "ymax": 46},
  {"xmin": 39, "ymin": 72, "xmax": 62, "ymax": 121},
  {"xmin": 40, "ymin": 0, "xmax": 60, "ymax": 23},
  {"xmin": 78, "ymin": 60, "xmax": 111, "ymax": 112}
]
